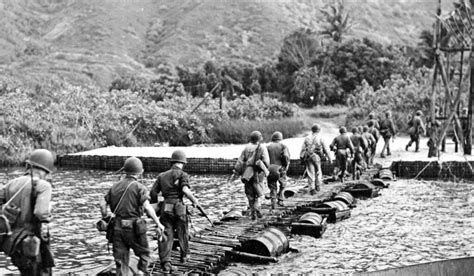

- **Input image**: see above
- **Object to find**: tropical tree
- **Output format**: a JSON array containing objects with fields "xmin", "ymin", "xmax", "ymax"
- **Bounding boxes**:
[{"xmin": 319, "ymin": 0, "xmax": 353, "ymax": 43}]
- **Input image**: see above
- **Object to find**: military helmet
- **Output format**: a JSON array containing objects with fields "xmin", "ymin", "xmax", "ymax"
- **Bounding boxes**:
[
  {"xmin": 415, "ymin": 110, "xmax": 423, "ymax": 116},
  {"xmin": 351, "ymin": 127, "xmax": 358, "ymax": 134},
  {"xmin": 363, "ymin": 125, "xmax": 369, "ymax": 132},
  {"xmin": 122, "ymin": 156, "xmax": 144, "ymax": 174},
  {"xmin": 25, "ymin": 149, "xmax": 54, "ymax": 173},
  {"xmin": 171, "ymin": 150, "xmax": 187, "ymax": 164},
  {"xmin": 368, "ymin": 113, "xmax": 375, "ymax": 119},
  {"xmin": 271, "ymin": 131, "xmax": 283, "ymax": 141},
  {"xmin": 339, "ymin": 126, "xmax": 347, "ymax": 134},
  {"xmin": 250, "ymin": 131, "xmax": 262, "ymax": 143},
  {"xmin": 311, "ymin": 123, "xmax": 321, "ymax": 133}
]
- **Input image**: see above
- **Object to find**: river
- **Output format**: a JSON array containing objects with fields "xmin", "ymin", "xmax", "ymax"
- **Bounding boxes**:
[{"xmin": 1, "ymin": 169, "xmax": 473, "ymax": 274}]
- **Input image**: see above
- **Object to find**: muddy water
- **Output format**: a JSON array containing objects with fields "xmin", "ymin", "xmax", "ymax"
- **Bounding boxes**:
[{"xmin": 0, "ymin": 169, "xmax": 473, "ymax": 274}]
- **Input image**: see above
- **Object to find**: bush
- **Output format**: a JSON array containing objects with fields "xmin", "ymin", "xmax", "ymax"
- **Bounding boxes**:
[
  {"xmin": 346, "ymin": 67, "xmax": 433, "ymax": 131},
  {"xmin": 210, "ymin": 118, "xmax": 306, "ymax": 144}
]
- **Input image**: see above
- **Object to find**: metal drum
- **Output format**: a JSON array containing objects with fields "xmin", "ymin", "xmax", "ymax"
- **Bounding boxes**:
[
  {"xmin": 371, "ymin": 178, "xmax": 389, "ymax": 188},
  {"xmin": 334, "ymin": 192, "xmax": 355, "ymax": 206},
  {"xmin": 282, "ymin": 188, "xmax": 297, "ymax": 199},
  {"xmin": 378, "ymin": 168, "xmax": 394, "ymax": 180},
  {"xmin": 299, "ymin": 212, "xmax": 323, "ymax": 225},
  {"xmin": 320, "ymin": 201, "xmax": 349, "ymax": 212},
  {"xmin": 241, "ymin": 227, "xmax": 289, "ymax": 257}
]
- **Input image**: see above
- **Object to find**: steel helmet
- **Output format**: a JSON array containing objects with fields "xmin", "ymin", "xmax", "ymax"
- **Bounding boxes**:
[
  {"xmin": 25, "ymin": 149, "xmax": 54, "ymax": 173},
  {"xmin": 171, "ymin": 150, "xmax": 187, "ymax": 164},
  {"xmin": 122, "ymin": 157, "xmax": 143, "ymax": 174},
  {"xmin": 415, "ymin": 110, "xmax": 423, "ymax": 116},
  {"xmin": 339, "ymin": 126, "xmax": 347, "ymax": 134},
  {"xmin": 249, "ymin": 131, "xmax": 262, "ymax": 143},
  {"xmin": 311, "ymin": 123, "xmax": 321, "ymax": 133},
  {"xmin": 271, "ymin": 131, "xmax": 283, "ymax": 142},
  {"xmin": 351, "ymin": 127, "xmax": 358, "ymax": 134}
]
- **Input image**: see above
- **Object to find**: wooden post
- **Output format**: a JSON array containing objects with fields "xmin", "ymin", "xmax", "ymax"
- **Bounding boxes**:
[
  {"xmin": 428, "ymin": 0, "xmax": 442, "ymax": 158},
  {"xmin": 466, "ymin": 49, "xmax": 473, "ymax": 154}
]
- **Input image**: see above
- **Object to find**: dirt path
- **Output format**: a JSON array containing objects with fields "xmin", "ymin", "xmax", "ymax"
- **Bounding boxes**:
[{"xmin": 72, "ymin": 113, "xmax": 473, "ymax": 165}]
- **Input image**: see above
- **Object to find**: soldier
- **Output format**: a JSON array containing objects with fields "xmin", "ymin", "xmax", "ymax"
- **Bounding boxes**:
[
  {"xmin": 100, "ymin": 156, "xmax": 164, "ymax": 275},
  {"xmin": 266, "ymin": 131, "xmax": 290, "ymax": 209},
  {"xmin": 150, "ymin": 150, "xmax": 200, "ymax": 273},
  {"xmin": 361, "ymin": 126, "xmax": 376, "ymax": 167},
  {"xmin": 330, "ymin": 127, "xmax": 354, "ymax": 182},
  {"xmin": 0, "ymin": 149, "xmax": 55, "ymax": 276},
  {"xmin": 300, "ymin": 123, "xmax": 332, "ymax": 194},
  {"xmin": 406, "ymin": 110, "xmax": 426, "ymax": 152},
  {"xmin": 367, "ymin": 112, "xmax": 380, "ymax": 130},
  {"xmin": 367, "ymin": 120, "xmax": 380, "ymax": 164},
  {"xmin": 235, "ymin": 131, "xmax": 270, "ymax": 220},
  {"xmin": 379, "ymin": 111, "xmax": 396, "ymax": 158},
  {"xmin": 350, "ymin": 127, "xmax": 368, "ymax": 179}
]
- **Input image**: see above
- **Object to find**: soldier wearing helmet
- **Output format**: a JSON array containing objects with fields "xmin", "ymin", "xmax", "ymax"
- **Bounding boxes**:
[
  {"xmin": 150, "ymin": 150, "xmax": 200, "ymax": 273},
  {"xmin": 330, "ymin": 127, "xmax": 354, "ymax": 182},
  {"xmin": 366, "ymin": 113, "xmax": 380, "ymax": 130},
  {"xmin": 361, "ymin": 125, "xmax": 376, "ymax": 167},
  {"xmin": 379, "ymin": 111, "xmax": 397, "ymax": 157},
  {"xmin": 100, "ymin": 156, "xmax": 165, "ymax": 275},
  {"xmin": 406, "ymin": 110, "xmax": 426, "ymax": 152},
  {"xmin": 0, "ymin": 149, "xmax": 55, "ymax": 275},
  {"xmin": 300, "ymin": 123, "xmax": 332, "ymax": 194},
  {"xmin": 234, "ymin": 130, "xmax": 269, "ymax": 220},
  {"xmin": 266, "ymin": 131, "xmax": 290, "ymax": 208},
  {"xmin": 350, "ymin": 127, "xmax": 367, "ymax": 180}
]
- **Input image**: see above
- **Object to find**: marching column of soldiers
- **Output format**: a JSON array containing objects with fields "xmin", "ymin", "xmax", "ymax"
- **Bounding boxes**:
[{"xmin": 1, "ymin": 109, "xmax": 465, "ymax": 275}]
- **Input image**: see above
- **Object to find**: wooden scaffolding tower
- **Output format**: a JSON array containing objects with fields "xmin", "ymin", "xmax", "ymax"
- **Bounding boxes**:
[{"xmin": 427, "ymin": 0, "xmax": 473, "ymax": 157}]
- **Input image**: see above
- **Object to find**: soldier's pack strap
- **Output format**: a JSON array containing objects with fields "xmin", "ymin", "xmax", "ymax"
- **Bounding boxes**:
[{"xmin": 111, "ymin": 181, "xmax": 135, "ymax": 217}]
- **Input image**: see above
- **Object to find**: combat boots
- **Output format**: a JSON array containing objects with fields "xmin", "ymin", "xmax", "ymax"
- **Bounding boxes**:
[{"xmin": 271, "ymin": 198, "xmax": 277, "ymax": 210}]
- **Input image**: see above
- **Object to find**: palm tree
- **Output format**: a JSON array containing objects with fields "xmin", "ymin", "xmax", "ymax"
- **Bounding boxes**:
[{"xmin": 319, "ymin": 0, "xmax": 353, "ymax": 43}]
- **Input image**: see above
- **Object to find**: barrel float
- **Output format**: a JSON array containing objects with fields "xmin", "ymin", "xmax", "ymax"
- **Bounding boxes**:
[
  {"xmin": 313, "ymin": 201, "xmax": 351, "ymax": 223},
  {"xmin": 345, "ymin": 181, "xmax": 380, "ymax": 198},
  {"xmin": 291, "ymin": 212, "xmax": 326, "ymax": 238},
  {"xmin": 282, "ymin": 188, "xmax": 297, "ymax": 199},
  {"xmin": 221, "ymin": 208, "xmax": 244, "ymax": 221},
  {"xmin": 371, "ymin": 178, "xmax": 389, "ymax": 188},
  {"xmin": 378, "ymin": 168, "xmax": 394, "ymax": 180},
  {"xmin": 240, "ymin": 227, "xmax": 289, "ymax": 257},
  {"xmin": 320, "ymin": 201, "xmax": 349, "ymax": 212},
  {"xmin": 334, "ymin": 191, "xmax": 355, "ymax": 207},
  {"xmin": 299, "ymin": 212, "xmax": 323, "ymax": 225}
]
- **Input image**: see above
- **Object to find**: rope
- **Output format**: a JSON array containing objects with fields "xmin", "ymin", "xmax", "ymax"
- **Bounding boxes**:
[{"xmin": 413, "ymin": 160, "xmax": 435, "ymax": 180}]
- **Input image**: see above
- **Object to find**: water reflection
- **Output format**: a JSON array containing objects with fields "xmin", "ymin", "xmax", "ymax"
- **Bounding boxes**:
[{"xmin": 0, "ymin": 169, "xmax": 472, "ymax": 274}]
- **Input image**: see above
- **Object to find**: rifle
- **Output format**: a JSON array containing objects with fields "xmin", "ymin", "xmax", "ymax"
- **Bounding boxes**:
[
  {"xmin": 195, "ymin": 204, "xmax": 214, "ymax": 226},
  {"xmin": 227, "ymin": 170, "xmax": 238, "ymax": 184}
]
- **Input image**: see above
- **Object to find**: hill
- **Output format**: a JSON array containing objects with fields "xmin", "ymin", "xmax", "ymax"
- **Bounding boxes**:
[{"xmin": 0, "ymin": 0, "xmax": 452, "ymax": 88}]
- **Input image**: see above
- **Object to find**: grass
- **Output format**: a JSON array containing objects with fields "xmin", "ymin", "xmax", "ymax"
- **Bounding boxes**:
[{"xmin": 210, "ymin": 118, "xmax": 306, "ymax": 144}]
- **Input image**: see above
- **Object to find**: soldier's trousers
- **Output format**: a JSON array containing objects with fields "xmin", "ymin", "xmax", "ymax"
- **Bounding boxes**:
[
  {"xmin": 112, "ymin": 222, "xmax": 151, "ymax": 275},
  {"xmin": 159, "ymin": 212, "xmax": 189, "ymax": 263},
  {"xmin": 305, "ymin": 157, "xmax": 322, "ymax": 190},
  {"xmin": 267, "ymin": 172, "xmax": 287, "ymax": 201},
  {"xmin": 407, "ymin": 134, "xmax": 420, "ymax": 151},
  {"xmin": 244, "ymin": 173, "xmax": 264, "ymax": 212}
]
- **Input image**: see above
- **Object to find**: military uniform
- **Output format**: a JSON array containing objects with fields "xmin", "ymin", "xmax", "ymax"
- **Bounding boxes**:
[
  {"xmin": 151, "ymin": 164, "xmax": 191, "ymax": 266},
  {"xmin": 0, "ymin": 150, "xmax": 55, "ymax": 276},
  {"xmin": 105, "ymin": 176, "xmax": 151, "ymax": 275},
  {"xmin": 406, "ymin": 114, "xmax": 426, "ymax": 152},
  {"xmin": 236, "ymin": 140, "xmax": 270, "ymax": 219},
  {"xmin": 330, "ymin": 131, "xmax": 354, "ymax": 182},
  {"xmin": 267, "ymin": 134, "xmax": 290, "ymax": 207},
  {"xmin": 300, "ymin": 132, "xmax": 331, "ymax": 193},
  {"xmin": 350, "ymin": 131, "xmax": 367, "ymax": 179},
  {"xmin": 379, "ymin": 115, "xmax": 396, "ymax": 157},
  {"xmin": 361, "ymin": 128, "xmax": 376, "ymax": 166}
]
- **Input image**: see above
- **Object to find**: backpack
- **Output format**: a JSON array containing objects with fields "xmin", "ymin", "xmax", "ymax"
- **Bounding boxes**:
[{"xmin": 301, "ymin": 135, "xmax": 326, "ymax": 162}]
